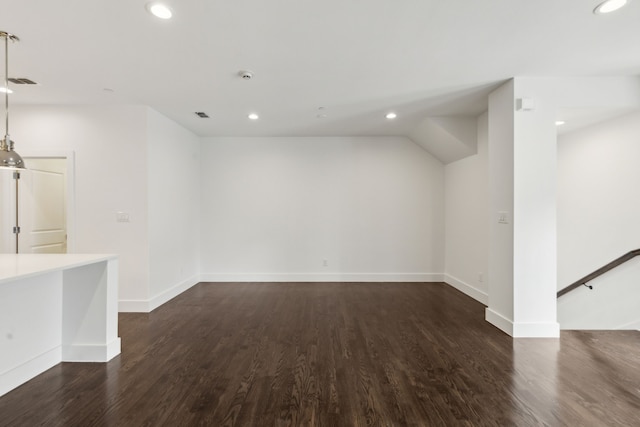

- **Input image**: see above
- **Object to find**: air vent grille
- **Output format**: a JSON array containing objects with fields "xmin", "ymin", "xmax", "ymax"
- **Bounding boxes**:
[
  {"xmin": 8, "ymin": 78, "xmax": 37, "ymax": 85},
  {"xmin": 195, "ymin": 112, "xmax": 209, "ymax": 118}
]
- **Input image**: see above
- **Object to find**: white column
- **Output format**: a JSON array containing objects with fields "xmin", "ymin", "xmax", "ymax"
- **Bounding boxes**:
[
  {"xmin": 486, "ymin": 78, "xmax": 559, "ymax": 337},
  {"xmin": 62, "ymin": 259, "xmax": 121, "ymax": 361}
]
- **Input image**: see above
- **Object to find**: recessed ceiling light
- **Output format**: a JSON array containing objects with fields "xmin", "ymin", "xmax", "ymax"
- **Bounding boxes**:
[
  {"xmin": 385, "ymin": 112, "xmax": 397, "ymax": 119},
  {"xmin": 593, "ymin": 0, "xmax": 630, "ymax": 14},
  {"xmin": 146, "ymin": 2, "xmax": 173, "ymax": 19},
  {"xmin": 555, "ymin": 121, "xmax": 566, "ymax": 126},
  {"xmin": 248, "ymin": 113, "xmax": 259, "ymax": 120},
  {"xmin": 0, "ymin": 87, "xmax": 12, "ymax": 94}
]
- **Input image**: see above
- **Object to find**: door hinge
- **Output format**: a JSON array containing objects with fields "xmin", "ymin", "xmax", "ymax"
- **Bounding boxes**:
[
  {"xmin": 13, "ymin": 171, "xmax": 20, "ymax": 180},
  {"xmin": 13, "ymin": 226, "xmax": 20, "ymax": 234}
]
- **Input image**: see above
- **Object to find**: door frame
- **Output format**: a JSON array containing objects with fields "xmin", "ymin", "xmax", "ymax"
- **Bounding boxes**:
[{"xmin": 20, "ymin": 150, "xmax": 76, "ymax": 253}]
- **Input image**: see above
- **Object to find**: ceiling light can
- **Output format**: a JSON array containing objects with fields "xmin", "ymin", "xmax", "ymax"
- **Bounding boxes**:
[
  {"xmin": 146, "ymin": 2, "xmax": 173, "ymax": 19},
  {"xmin": 593, "ymin": 0, "xmax": 630, "ymax": 14},
  {"xmin": 385, "ymin": 112, "xmax": 397, "ymax": 119},
  {"xmin": 248, "ymin": 113, "xmax": 259, "ymax": 120}
]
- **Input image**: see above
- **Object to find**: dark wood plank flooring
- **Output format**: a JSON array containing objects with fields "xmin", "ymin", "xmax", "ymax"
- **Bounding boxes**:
[{"xmin": 2, "ymin": 282, "xmax": 640, "ymax": 426}]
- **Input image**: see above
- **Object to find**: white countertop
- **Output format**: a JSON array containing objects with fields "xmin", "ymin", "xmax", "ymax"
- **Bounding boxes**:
[{"xmin": 0, "ymin": 254, "xmax": 117, "ymax": 284}]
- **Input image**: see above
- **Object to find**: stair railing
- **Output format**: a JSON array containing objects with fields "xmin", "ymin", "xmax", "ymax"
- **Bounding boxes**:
[{"xmin": 557, "ymin": 249, "xmax": 640, "ymax": 298}]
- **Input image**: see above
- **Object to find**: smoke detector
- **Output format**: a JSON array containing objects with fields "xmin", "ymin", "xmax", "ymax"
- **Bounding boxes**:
[{"xmin": 239, "ymin": 70, "xmax": 254, "ymax": 80}]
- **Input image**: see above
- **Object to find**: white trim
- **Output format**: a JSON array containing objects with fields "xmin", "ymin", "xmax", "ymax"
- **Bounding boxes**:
[
  {"xmin": 118, "ymin": 299, "xmax": 150, "ymax": 313},
  {"xmin": 0, "ymin": 346, "xmax": 61, "ymax": 398},
  {"xmin": 486, "ymin": 308, "xmax": 513, "ymax": 335},
  {"xmin": 198, "ymin": 273, "xmax": 444, "ymax": 283},
  {"xmin": 119, "ymin": 275, "xmax": 200, "ymax": 313},
  {"xmin": 486, "ymin": 308, "xmax": 560, "ymax": 337},
  {"xmin": 443, "ymin": 274, "xmax": 488, "ymax": 305},
  {"xmin": 0, "ymin": 171, "xmax": 13, "ymax": 253},
  {"xmin": 512, "ymin": 321, "xmax": 560, "ymax": 338},
  {"xmin": 149, "ymin": 275, "xmax": 200, "ymax": 311},
  {"xmin": 614, "ymin": 318, "xmax": 640, "ymax": 330},
  {"xmin": 62, "ymin": 338, "xmax": 121, "ymax": 362}
]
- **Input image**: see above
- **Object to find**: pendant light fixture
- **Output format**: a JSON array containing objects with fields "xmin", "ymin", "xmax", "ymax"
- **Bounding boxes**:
[{"xmin": 0, "ymin": 31, "xmax": 25, "ymax": 170}]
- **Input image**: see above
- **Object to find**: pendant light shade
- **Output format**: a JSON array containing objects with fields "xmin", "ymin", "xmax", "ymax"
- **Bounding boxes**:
[
  {"xmin": 0, "ymin": 31, "xmax": 25, "ymax": 170},
  {"xmin": 0, "ymin": 139, "xmax": 24, "ymax": 168}
]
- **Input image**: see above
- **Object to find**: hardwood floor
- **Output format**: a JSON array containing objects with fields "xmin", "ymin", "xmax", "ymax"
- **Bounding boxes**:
[{"xmin": 2, "ymin": 282, "xmax": 640, "ymax": 426}]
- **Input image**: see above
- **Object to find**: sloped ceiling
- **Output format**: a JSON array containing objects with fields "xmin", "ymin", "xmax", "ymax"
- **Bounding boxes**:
[
  {"xmin": 2, "ymin": 0, "xmax": 640, "ymax": 157},
  {"xmin": 409, "ymin": 117, "xmax": 478, "ymax": 164}
]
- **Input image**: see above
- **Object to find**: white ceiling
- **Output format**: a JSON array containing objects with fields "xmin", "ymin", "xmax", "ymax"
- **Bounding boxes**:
[{"xmin": 2, "ymin": 0, "xmax": 640, "ymax": 138}]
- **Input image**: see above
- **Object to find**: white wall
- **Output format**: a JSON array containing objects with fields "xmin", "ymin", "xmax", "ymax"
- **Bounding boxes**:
[
  {"xmin": 486, "ymin": 80, "xmax": 516, "ymax": 328},
  {"xmin": 444, "ymin": 112, "xmax": 488, "ymax": 303},
  {"xmin": 11, "ymin": 105, "xmax": 150, "ymax": 303},
  {"xmin": 485, "ymin": 78, "xmax": 560, "ymax": 337},
  {"xmin": 558, "ymin": 111, "xmax": 640, "ymax": 286},
  {"xmin": 146, "ymin": 108, "xmax": 201, "ymax": 310},
  {"xmin": 557, "ymin": 111, "xmax": 640, "ymax": 328},
  {"xmin": 199, "ymin": 136, "xmax": 445, "ymax": 281},
  {"xmin": 511, "ymin": 78, "xmax": 559, "ymax": 336}
]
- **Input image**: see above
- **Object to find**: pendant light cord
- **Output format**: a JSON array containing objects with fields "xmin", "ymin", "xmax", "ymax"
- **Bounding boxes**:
[
  {"xmin": 4, "ymin": 33, "xmax": 9, "ymax": 140},
  {"xmin": 0, "ymin": 31, "xmax": 24, "ymax": 169},
  {"xmin": 1, "ymin": 32, "xmax": 18, "ymax": 145}
]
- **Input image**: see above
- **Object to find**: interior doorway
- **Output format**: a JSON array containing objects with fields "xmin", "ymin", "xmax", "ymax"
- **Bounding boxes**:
[
  {"xmin": 0, "ymin": 168, "xmax": 16, "ymax": 253},
  {"xmin": 19, "ymin": 158, "xmax": 67, "ymax": 253},
  {"xmin": 0, "ymin": 152, "xmax": 75, "ymax": 254}
]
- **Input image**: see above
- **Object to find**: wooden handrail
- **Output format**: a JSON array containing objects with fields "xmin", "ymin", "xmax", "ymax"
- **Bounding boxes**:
[{"xmin": 557, "ymin": 249, "xmax": 640, "ymax": 298}]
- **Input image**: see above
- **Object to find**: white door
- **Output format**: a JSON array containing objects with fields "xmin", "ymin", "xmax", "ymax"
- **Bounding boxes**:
[
  {"xmin": 0, "ymin": 168, "xmax": 16, "ymax": 253},
  {"xmin": 18, "ymin": 158, "xmax": 67, "ymax": 253}
]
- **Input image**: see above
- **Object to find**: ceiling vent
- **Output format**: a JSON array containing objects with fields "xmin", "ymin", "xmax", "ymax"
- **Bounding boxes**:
[
  {"xmin": 8, "ymin": 77, "xmax": 37, "ymax": 85},
  {"xmin": 195, "ymin": 112, "xmax": 209, "ymax": 118}
]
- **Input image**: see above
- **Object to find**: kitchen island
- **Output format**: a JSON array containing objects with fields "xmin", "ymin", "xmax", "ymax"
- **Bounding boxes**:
[{"xmin": 0, "ymin": 254, "xmax": 120, "ymax": 397}]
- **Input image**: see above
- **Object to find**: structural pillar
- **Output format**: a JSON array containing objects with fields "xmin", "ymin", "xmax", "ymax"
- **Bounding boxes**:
[{"xmin": 486, "ymin": 78, "xmax": 560, "ymax": 337}]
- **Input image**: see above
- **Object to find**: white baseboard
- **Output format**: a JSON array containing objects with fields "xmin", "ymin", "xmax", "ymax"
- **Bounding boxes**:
[
  {"xmin": 119, "ymin": 276, "xmax": 200, "ymax": 313},
  {"xmin": 62, "ymin": 338, "xmax": 121, "ymax": 362},
  {"xmin": 443, "ymin": 274, "xmax": 488, "ymax": 305},
  {"xmin": 149, "ymin": 276, "xmax": 200, "ymax": 311},
  {"xmin": 199, "ymin": 273, "xmax": 444, "ymax": 282},
  {"xmin": 118, "ymin": 299, "xmax": 150, "ymax": 313},
  {"xmin": 119, "ymin": 273, "xmax": 442, "ymax": 312},
  {"xmin": 1, "ymin": 346, "xmax": 61, "ymax": 398},
  {"xmin": 486, "ymin": 308, "xmax": 559, "ymax": 337},
  {"xmin": 486, "ymin": 308, "xmax": 513, "ymax": 335},
  {"xmin": 614, "ymin": 318, "xmax": 640, "ymax": 330},
  {"xmin": 511, "ymin": 321, "xmax": 560, "ymax": 338}
]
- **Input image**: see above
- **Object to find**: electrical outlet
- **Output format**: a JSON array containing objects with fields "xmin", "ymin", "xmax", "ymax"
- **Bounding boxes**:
[
  {"xmin": 478, "ymin": 272, "xmax": 484, "ymax": 283},
  {"xmin": 323, "ymin": 259, "xmax": 328, "ymax": 267},
  {"xmin": 498, "ymin": 211, "xmax": 509, "ymax": 224}
]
